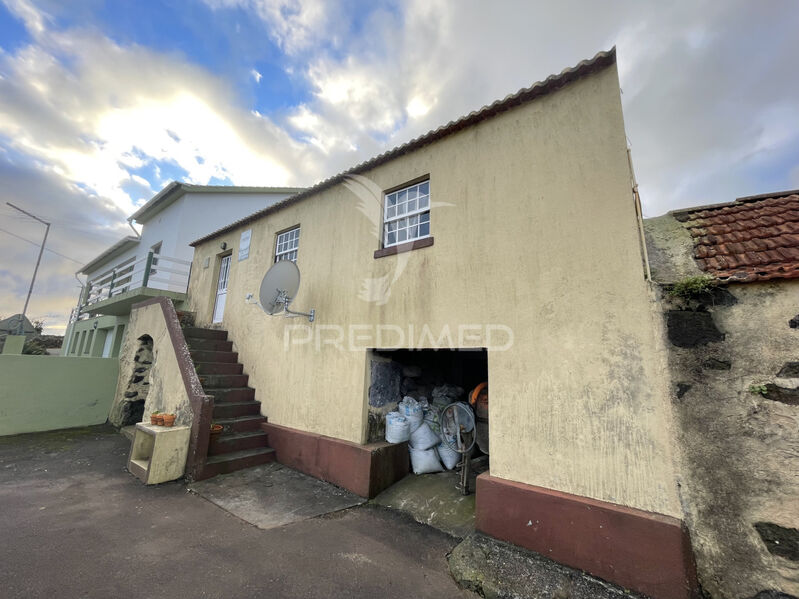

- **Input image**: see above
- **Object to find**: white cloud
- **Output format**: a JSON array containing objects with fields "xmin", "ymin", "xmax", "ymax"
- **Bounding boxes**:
[
  {"xmin": 0, "ymin": 29, "xmax": 307, "ymax": 216},
  {"xmin": 1, "ymin": 0, "xmax": 49, "ymax": 36},
  {"xmin": 202, "ymin": 0, "xmax": 331, "ymax": 55},
  {"xmin": 2, "ymin": 0, "xmax": 799, "ymax": 332}
]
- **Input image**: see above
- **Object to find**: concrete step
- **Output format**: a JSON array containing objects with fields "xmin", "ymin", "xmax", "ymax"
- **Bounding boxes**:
[
  {"xmin": 206, "ymin": 387, "xmax": 255, "ymax": 403},
  {"xmin": 182, "ymin": 327, "xmax": 228, "ymax": 340},
  {"xmin": 186, "ymin": 338, "xmax": 234, "ymax": 352},
  {"xmin": 208, "ymin": 431, "xmax": 270, "ymax": 456},
  {"xmin": 190, "ymin": 349, "xmax": 238, "ymax": 363},
  {"xmin": 198, "ymin": 373, "xmax": 249, "ymax": 389},
  {"xmin": 194, "ymin": 362, "xmax": 243, "ymax": 375},
  {"xmin": 213, "ymin": 401, "xmax": 261, "ymax": 419},
  {"xmin": 200, "ymin": 447, "xmax": 275, "ymax": 478},
  {"xmin": 213, "ymin": 415, "xmax": 267, "ymax": 434}
]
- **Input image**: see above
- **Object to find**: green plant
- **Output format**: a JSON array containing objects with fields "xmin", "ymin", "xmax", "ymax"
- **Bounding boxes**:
[
  {"xmin": 22, "ymin": 339, "xmax": 48, "ymax": 355},
  {"xmin": 749, "ymin": 384, "xmax": 768, "ymax": 396},
  {"xmin": 668, "ymin": 275, "xmax": 717, "ymax": 299}
]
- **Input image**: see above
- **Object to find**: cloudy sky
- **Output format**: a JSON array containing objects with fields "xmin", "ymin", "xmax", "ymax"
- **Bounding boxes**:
[{"xmin": 1, "ymin": 0, "xmax": 797, "ymax": 334}]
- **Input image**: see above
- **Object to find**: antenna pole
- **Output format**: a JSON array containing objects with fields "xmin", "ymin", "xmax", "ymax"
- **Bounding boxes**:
[{"xmin": 7, "ymin": 202, "xmax": 51, "ymax": 335}]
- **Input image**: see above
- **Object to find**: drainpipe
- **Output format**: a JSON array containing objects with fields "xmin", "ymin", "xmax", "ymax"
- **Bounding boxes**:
[
  {"xmin": 627, "ymin": 147, "xmax": 652, "ymax": 281},
  {"xmin": 127, "ymin": 217, "xmax": 141, "ymax": 239}
]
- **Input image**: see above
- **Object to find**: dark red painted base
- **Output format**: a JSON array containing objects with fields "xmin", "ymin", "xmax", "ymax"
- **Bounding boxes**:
[
  {"xmin": 261, "ymin": 422, "xmax": 409, "ymax": 498},
  {"xmin": 475, "ymin": 473, "xmax": 699, "ymax": 599}
]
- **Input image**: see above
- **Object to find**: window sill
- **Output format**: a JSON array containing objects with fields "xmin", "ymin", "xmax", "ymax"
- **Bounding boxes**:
[{"xmin": 374, "ymin": 236, "xmax": 434, "ymax": 259}]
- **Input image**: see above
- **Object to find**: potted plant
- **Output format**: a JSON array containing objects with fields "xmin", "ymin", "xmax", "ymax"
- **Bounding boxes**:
[
  {"xmin": 150, "ymin": 411, "xmax": 163, "ymax": 425},
  {"xmin": 162, "ymin": 413, "xmax": 176, "ymax": 427}
]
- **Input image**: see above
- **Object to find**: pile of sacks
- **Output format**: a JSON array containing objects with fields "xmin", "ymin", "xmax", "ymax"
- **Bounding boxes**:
[{"xmin": 385, "ymin": 396, "xmax": 462, "ymax": 473}]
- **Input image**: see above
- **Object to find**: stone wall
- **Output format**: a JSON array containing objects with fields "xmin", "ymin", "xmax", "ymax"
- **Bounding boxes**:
[
  {"xmin": 118, "ymin": 335, "xmax": 154, "ymax": 426},
  {"xmin": 660, "ymin": 280, "xmax": 799, "ymax": 599}
]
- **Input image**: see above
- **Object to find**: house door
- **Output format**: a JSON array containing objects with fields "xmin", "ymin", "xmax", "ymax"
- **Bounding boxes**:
[
  {"xmin": 212, "ymin": 255, "xmax": 231, "ymax": 324},
  {"xmin": 101, "ymin": 330, "xmax": 114, "ymax": 357}
]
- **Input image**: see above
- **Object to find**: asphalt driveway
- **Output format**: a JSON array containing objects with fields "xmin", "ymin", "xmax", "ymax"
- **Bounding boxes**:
[{"xmin": 0, "ymin": 425, "xmax": 474, "ymax": 599}]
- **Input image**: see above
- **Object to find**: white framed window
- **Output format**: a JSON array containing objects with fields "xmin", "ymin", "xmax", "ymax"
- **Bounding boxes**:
[
  {"xmin": 149, "ymin": 241, "xmax": 162, "ymax": 275},
  {"xmin": 275, "ymin": 227, "xmax": 300, "ymax": 262},
  {"xmin": 383, "ymin": 180, "xmax": 430, "ymax": 248}
]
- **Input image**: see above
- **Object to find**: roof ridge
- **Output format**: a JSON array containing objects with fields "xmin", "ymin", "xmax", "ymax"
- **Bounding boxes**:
[{"xmin": 673, "ymin": 192, "xmax": 799, "ymax": 220}]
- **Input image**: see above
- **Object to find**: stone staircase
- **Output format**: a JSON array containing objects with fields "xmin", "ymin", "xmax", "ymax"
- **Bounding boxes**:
[{"xmin": 183, "ymin": 326, "xmax": 275, "ymax": 478}]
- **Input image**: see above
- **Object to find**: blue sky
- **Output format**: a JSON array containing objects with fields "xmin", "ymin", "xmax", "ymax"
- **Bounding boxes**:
[{"xmin": 1, "ymin": 0, "xmax": 798, "ymax": 332}]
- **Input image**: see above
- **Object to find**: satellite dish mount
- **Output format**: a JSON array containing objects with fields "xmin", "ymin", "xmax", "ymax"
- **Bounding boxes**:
[
  {"xmin": 250, "ymin": 260, "xmax": 315, "ymax": 322},
  {"xmin": 273, "ymin": 288, "xmax": 315, "ymax": 322}
]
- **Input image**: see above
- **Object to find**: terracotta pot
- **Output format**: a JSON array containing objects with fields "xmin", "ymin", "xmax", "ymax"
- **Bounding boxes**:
[
  {"xmin": 150, "ymin": 414, "xmax": 159, "ymax": 425},
  {"xmin": 153, "ymin": 414, "xmax": 164, "ymax": 426},
  {"xmin": 210, "ymin": 424, "xmax": 223, "ymax": 436},
  {"xmin": 162, "ymin": 414, "xmax": 176, "ymax": 427}
]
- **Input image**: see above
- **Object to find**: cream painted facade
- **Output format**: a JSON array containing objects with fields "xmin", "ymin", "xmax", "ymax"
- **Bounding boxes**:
[{"xmin": 188, "ymin": 62, "xmax": 682, "ymax": 517}]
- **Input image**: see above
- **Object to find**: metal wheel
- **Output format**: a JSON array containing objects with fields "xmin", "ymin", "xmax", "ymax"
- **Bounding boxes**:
[{"xmin": 440, "ymin": 402, "xmax": 476, "ymax": 495}]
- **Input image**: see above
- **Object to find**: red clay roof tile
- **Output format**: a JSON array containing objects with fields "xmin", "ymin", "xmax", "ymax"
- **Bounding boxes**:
[{"xmin": 675, "ymin": 191, "xmax": 799, "ymax": 283}]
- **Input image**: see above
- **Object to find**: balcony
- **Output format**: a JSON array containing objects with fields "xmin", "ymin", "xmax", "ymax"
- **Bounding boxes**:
[{"xmin": 75, "ymin": 252, "xmax": 191, "ymax": 318}]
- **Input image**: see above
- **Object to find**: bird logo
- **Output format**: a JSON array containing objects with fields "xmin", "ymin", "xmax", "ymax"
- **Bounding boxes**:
[{"xmin": 343, "ymin": 174, "xmax": 453, "ymax": 305}]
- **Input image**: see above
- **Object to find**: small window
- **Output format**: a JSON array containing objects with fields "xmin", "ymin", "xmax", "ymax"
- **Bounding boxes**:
[
  {"xmin": 383, "ymin": 180, "xmax": 430, "ymax": 247},
  {"xmin": 275, "ymin": 227, "xmax": 300, "ymax": 262},
  {"xmin": 150, "ymin": 242, "xmax": 162, "ymax": 276}
]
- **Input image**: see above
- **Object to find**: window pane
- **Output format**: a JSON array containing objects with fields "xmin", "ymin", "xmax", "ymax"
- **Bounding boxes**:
[
  {"xmin": 420, "ymin": 212, "xmax": 430, "ymax": 223},
  {"xmin": 387, "ymin": 206, "xmax": 396, "ymax": 219},
  {"xmin": 387, "ymin": 232, "xmax": 396, "ymax": 245},
  {"xmin": 398, "ymin": 229, "xmax": 407, "ymax": 242},
  {"xmin": 418, "ymin": 195, "xmax": 429, "ymax": 209},
  {"xmin": 408, "ymin": 187, "xmax": 418, "ymax": 200},
  {"xmin": 409, "ymin": 225, "xmax": 418, "ymax": 239},
  {"xmin": 388, "ymin": 193, "xmax": 397, "ymax": 206},
  {"xmin": 419, "ymin": 222, "xmax": 430, "ymax": 236},
  {"xmin": 408, "ymin": 198, "xmax": 416, "ymax": 212},
  {"xmin": 419, "ymin": 181, "xmax": 429, "ymax": 195},
  {"xmin": 398, "ymin": 190, "xmax": 407, "ymax": 203}
]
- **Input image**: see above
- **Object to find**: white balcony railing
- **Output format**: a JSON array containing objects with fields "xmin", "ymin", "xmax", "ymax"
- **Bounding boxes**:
[{"xmin": 80, "ymin": 251, "xmax": 192, "ymax": 311}]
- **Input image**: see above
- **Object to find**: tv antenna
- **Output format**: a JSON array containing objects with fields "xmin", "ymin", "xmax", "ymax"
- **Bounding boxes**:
[{"xmin": 246, "ymin": 260, "xmax": 315, "ymax": 322}]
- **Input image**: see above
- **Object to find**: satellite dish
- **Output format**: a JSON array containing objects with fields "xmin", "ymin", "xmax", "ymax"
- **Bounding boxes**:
[
  {"xmin": 259, "ymin": 260, "xmax": 300, "ymax": 315},
  {"xmin": 255, "ymin": 260, "xmax": 315, "ymax": 322}
]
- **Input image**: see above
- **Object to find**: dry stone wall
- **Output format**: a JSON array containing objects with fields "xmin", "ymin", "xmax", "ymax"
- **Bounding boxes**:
[{"xmin": 660, "ymin": 280, "xmax": 799, "ymax": 599}]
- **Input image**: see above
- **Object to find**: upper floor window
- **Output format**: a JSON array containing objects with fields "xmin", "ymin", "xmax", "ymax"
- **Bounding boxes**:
[
  {"xmin": 384, "ymin": 180, "xmax": 430, "ymax": 248},
  {"xmin": 149, "ymin": 242, "xmax": 162, "ymax": 275},
  {"xmin": 275, "ymin": 227, "xmax": 300, "ymax": 262}
]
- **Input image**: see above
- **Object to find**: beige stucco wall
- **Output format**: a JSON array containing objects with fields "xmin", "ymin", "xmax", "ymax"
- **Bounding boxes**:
[
  {"xmin": 109, "ymin": 302, "xmax": 194, "ymax": 427},
  {"xmin": 188, "ymin": 63, "xmax": 682, "ymax": 517}
]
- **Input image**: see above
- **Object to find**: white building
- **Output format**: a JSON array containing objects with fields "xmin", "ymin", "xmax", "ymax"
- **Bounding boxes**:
[{"xmin": 62, "ymin": 183, "xmax": 303, "ymax": 357}]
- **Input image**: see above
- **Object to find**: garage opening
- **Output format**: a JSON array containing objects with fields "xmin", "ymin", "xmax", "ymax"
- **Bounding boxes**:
[{"xmin": 367, "ymin": 348, "xmax": 490, "ymax": 538}]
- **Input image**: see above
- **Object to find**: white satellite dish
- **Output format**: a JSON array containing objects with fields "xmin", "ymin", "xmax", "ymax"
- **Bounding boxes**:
[{"xmin": 254, "ymin": 260, "xmax": 315, "ymax": 322}]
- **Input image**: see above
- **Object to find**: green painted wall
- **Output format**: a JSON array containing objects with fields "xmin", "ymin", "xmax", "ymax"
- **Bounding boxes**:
[
  {"xmin": 1, "ymin": 335, "xmax": 25, "ymax": 355},
  {"xmin": 0, "ymin": 356, "xmax": 119, "ymax": 436}
]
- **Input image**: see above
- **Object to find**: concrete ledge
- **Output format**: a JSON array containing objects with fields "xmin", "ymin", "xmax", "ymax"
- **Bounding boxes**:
[
  {"xmin": 475, "ymin": 473, "xmax": 699, "ymax": 599},
  {"xmin": 261, "ymin": 422, "xmax": 409, "ymax": 498}
]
